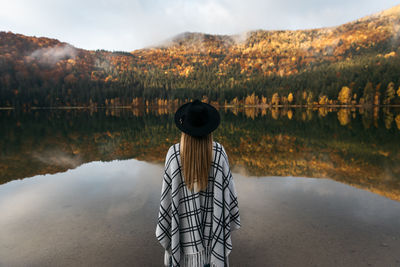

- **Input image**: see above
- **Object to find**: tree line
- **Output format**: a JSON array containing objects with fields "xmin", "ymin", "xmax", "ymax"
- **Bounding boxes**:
[{"xmin": 1, "ymin": 45, "xmax": 400, "ymax": 107}]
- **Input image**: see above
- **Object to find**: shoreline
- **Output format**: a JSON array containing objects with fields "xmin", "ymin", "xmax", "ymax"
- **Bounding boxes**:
[{"xmin": 1, "ymin": 104, "xmax": 400, "ymax": 110}]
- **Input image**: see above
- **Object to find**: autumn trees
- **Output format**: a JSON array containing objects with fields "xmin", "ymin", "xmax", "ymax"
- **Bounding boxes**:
[
  {"xmin": 3, "ymin": 21, "xmax": 400, "ymax": 108},
  {"xmin": 338, "ymin": 86, "xmax": 355, "ymax": 105}
]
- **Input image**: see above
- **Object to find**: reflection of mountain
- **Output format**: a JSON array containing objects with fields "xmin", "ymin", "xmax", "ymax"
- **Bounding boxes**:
[{"xmin": 1, "ymin": 108, "xmax": 399, "ymax": 200}]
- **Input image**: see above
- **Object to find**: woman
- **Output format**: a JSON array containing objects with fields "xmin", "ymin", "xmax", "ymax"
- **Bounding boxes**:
[{"xmin": 156, "ymin": 99, "xmax": 241, "ymax": 267}]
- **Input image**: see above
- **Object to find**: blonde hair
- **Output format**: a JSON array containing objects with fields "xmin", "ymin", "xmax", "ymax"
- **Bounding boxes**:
[{"xmin": 180, "ymin": 132, "xmax": 213, "ymax": 192}]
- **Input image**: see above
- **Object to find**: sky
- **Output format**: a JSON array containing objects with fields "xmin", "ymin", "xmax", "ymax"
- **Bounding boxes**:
[{"xmin": 0, "ymin": 0, "xmax": 399, "ymax": 51}]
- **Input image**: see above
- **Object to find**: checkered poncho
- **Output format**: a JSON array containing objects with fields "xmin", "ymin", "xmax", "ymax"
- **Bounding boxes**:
[{"xmin": 156, "ymin": 141, "xmax": 241, "ymax": 267}]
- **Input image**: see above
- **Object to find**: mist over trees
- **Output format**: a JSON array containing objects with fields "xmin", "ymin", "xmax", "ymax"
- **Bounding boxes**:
[{"xmin": 1, "ymin": 5, "xmax": 400, "ymax": 107}]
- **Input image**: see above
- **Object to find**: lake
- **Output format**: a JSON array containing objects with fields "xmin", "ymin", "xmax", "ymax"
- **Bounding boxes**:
[{"xmin": 0, "ymin": 107, "xmax": 400, "ymax": 266}]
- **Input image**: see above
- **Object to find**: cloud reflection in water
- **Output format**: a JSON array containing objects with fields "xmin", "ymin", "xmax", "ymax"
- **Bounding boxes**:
[{"xmin": 0, "ymin": 159, "xmax": 399, "ymax": 266}]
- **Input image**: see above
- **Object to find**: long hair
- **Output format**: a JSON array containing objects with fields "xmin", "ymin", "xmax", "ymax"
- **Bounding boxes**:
[{"xmin": 180, "ymin": 132, "xmax": 213, "ymax": 192}]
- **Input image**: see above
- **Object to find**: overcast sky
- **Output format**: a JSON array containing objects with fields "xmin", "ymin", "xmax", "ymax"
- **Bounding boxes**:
[{"xmin": 0, "ymin": 0, "xmax": 399, "ymax": 51}]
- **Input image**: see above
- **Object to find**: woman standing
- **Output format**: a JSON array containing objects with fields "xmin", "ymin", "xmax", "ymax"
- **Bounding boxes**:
[{"xmin": 156, "ymin": 99, "xmax": 241, "ymax": 267}]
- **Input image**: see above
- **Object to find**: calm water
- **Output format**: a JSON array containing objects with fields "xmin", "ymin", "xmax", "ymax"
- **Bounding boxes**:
[{"xmin": 0, "ymin": 107, "xmax": 400, "ymax": 266}]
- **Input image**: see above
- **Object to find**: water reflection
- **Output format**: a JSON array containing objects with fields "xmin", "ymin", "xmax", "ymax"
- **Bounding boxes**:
[
  {"xmin": 0, "ymin": 107, "xmax": 399, "ymax": 201},
  {"xmin": 0, "ymin": 159, "xmax": 163, "ymax": 266},
  {"xmin": 0, "ymin": 159, "xmax": 399, "ymax": 266}
]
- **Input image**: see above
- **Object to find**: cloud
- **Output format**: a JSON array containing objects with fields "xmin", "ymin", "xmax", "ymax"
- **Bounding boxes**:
[
  {"xmin": 0, "ymin": 158, "xmax": 164, "ymax": 266},
  {"xmin": 0, "ymin": 0, "xmax": 399, "ymax": 51},
  {"xmin": 29, "ymin": 44, "xmax": 77, "ymax": 66},
  {"xmin": 0, "ymin": 158, "xmax": 162, "ymax": 225},
  {"xmin": 31, "ymin": 149, "xmax": 82, "ymax": 168}
]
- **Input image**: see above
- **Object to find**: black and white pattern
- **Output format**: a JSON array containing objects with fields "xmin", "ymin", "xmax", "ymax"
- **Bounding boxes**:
[{"xmin": 156, "ymin": 141, "xmax": 241, "ymax": 267}]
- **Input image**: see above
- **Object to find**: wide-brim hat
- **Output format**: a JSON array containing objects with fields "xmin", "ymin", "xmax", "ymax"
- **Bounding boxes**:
[{"xmin": 174, "ymin": 99, "xmax": 220, "ymax": 137}]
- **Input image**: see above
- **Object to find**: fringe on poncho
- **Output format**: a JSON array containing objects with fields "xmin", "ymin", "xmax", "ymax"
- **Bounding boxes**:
[{"xmin": 156, "ymin": 141, "xmax": 241, "ymax": 267}]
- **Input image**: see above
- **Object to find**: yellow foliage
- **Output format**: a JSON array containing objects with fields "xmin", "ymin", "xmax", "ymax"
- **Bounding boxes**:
[
  {"xmin": 395, "ymin": 114, "xmax": 400, "ymax": 130},
  {"xmin": 287, "ymin": 109, "xmax": 293, "ymax": 120},
  {"xmin": 384, "ymin": 51, "xmax": 396, "ymax": 58},
  {"xmin": 384, "ymin": 112, "xmax": 393, "ymax": 129},
  {"xmin": 337, "ymin": 109, "xmax": 351, "ymax": 125},
  {"xmin": 231, "ymin": 97, "xmax": 239, "ymax": 105},
  {"xmin": 261, "ymin": 96, "xmax": 267, "ymax": 104},
  {"xmin": 245, "ymin": 92, "xmax": 258, "ymax": 105},
  {"xmin": 338, "ymin": 86, "xmax": 352, "ymax": 104},
  {"xmin": 105, "ymin": 75, "xmax": 113, "ymax": 82},
  {"xmin": 318, "ymin": 107, "xmax": 328, "ymax": 117},
  {"xmin": 288, "ymin": 93, "xmax": 293, "ymax": 103},
  {"xmin": 271, "ymin": 93, "xmax": 280, "ymax": 106},
  {"xmin": 244, "ymin": 108, "xmax": 256, "ymax": 119},
  {"xmin": 271, "ymin": 108, "xmax": 279, "ymax": 120},
  {"xmin": 319, "ymin": 95, "xmax": 328, "ymax": 105},
  {"xmin": 261, "ymin": 108, "xmax": 267, "ymax": 116},
  {"xmin": 301, "ymin": 112, "xmax": 307, "ymax": 121}
]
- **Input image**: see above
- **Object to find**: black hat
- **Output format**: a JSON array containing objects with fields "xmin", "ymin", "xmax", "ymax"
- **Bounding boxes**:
[{"xmin": 174, "ymin": 99, "xmax": 220, "ymax": 137}]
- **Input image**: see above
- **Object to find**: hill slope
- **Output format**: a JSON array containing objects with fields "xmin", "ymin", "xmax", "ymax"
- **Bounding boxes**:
[{"xmin": 1, "ymin": 5, "xmax": 400, "ymax": 107}]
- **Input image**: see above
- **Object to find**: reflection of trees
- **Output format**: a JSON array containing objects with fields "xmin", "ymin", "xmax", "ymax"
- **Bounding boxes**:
[
  {"xmin": 271, "ymin": 108, "xmax": 279, "ymax": 120},
  {"xmin": 373, "ymin": 106, "xmax": 380, "ymax": 128},
  {"xmin": 337, "ymin": 109, "xmax": 351, "ymax": 126},
  {"xmin": 0, "ymin": 109, "xmax": 180, "ymax": 184},
  {"xmin": 218, "ymin": 108, "xmax": 400, "ymax": 201},
  {"xmin": 384, "ymin": 108, "xmax": 394, "ymax": 129},
  {"xmin": 1, "ymin": 107, "xmax": 400, "ymax": 201},
  {"xmin": 362, "ymin": 108, "xmax": 373, "ymax": 129},
  {"xmin": 280, "ymin": 109, "xmax": 288, "ymax": 118},
  {"xmin": 396, "ymin": 114, "xmax": 400, "ymax": 130},
  {"xmin": 318, "ymin": 107, "xmax": 328, "ymax": 117},
  {"xmin": 287, "ymin": 109, "xmax": 293, "ymax": 120},
  {"xmin": 261, "ymin": 108, "xmax": 267, "ymax": 117},
  {"xmin": 306, "ymin": 109, "xmax": 313, "ymax": 121},
  {"xmin": 244, "ymin": 108, "xmax": 257, "ymax": 119}
]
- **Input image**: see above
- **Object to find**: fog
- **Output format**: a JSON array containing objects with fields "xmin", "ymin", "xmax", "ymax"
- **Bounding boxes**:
[{"xmin": 30, "ymin": 44, "xmax": 77, "ymax": 65}]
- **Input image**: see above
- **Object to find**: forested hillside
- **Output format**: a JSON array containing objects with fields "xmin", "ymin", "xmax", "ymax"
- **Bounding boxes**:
[{"xmin": 1, "ymin": 5, "xmax": 400, "ymax": 107}]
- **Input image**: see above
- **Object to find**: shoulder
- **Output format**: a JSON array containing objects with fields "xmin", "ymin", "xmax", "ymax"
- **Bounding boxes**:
[
  {"xmin": 213, "ymin": 141, "xmax": 228, "ymax": 156},
  {"xmin": 164, "ymin": 143, "xmax": 180, "ymax": 166},
  {"xmin": 168, "ymin": 143, "xmax": 179, "ymax": 155},
  {"xmin": 213, "ymin": 141, "xmax": 229, "ymax": 165}
]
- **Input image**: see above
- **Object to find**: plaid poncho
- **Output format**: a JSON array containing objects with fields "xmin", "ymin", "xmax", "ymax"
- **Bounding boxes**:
[{"xmin": 156, "ymin": 141, "xmax": 241, "ymax": 267}]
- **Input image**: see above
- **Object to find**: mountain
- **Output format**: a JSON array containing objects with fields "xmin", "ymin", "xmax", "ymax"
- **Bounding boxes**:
[
  {"xmin": 134, "ymin": 6, "xmax": 399, "ymax": 76},
  {"xmin": 133, "ymin": 4, "xmax": 400, "ymax": 79},
  {"xmin": 1, "ymin": 5, "xmax": 400, "ymax": 107}
]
